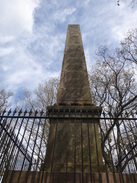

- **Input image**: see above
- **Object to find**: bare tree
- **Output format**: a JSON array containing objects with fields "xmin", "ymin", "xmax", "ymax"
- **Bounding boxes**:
[
  {"xmin": 16, "ymin": 77, "xmax": 59, "ymax": 161},
  {"xmin": 119, "ymin": 29, "xmax": 137, "ymax": 65},
  {"xmin": 17, "ymin": 77, "xmax": 59, "ymax": 111},
  {"xmin": 89, "ymin": 46, "xmax": 137, "ymax": 116},
  {"xmin": 0, "ymin": 89, "xmax": 13, "ymax": 113},
  {"xmin": 89, "ymin": 46, "xmax": 137, "ymax": 171}
]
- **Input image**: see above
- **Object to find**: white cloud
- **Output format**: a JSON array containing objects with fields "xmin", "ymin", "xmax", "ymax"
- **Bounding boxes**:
[
  {"xmin": 2, "ymin": 64, "xmax": 10, "ymax": 72},
  {"xmin": 0, "ymin": 36, "xmax": 15, "ymax": 43},
  {"xmin": 0, "ymin": 0, "xmax": 40, "ymax": 36},
  {"xmin": 111, "ymin": 6, "xmax": 137, "ymax": 41},
  {"xmin": 53, "ymin": 7, "xmax": 76, "ymax": 23},
  {"xmin": 84, "ymin": 0, "xmax": 90, "ymax": 7},
  {"xmin": 0, "ymin": 47, "xmax": 15, "ymax": 56},
  {"xmin": 2, "ymin": 55, "xmax": 44, "ymax": 90}
]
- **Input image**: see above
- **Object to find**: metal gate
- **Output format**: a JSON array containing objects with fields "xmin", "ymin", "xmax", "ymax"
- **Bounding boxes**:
[{"xmin": 0, "ymin": 109, "xmax": 137, "ymax": 183}]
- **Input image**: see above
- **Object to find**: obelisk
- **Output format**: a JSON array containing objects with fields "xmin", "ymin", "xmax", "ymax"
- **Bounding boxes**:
[
  {"xmin": 45, "ymin": 25, "xmax": 104, "ymax": 180},
  {"xmin": 57, "ymin": 24, "xmax": 92, "ymax": 105}
]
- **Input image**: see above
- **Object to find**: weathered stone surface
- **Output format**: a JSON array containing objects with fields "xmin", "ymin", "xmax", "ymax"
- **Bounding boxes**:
[{"xmin": 57, "ymin": 25, "xmax": 92, "ymax": 105}]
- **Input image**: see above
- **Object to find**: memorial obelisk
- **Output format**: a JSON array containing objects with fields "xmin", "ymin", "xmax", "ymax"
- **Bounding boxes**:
[{"xmin": 45, "ymin": 25, "xmax": 104, "ymax": 181}]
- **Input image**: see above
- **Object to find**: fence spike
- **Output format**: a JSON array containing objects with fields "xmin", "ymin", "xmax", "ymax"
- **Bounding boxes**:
[
  {"xmin": 97, "ymin": 109, "xmax": 101, "ymax": 117},
  {"xmin": 2, "ymin": 108, "xmax": 6, "ymax": 115},
  {"xmin": 40, "ymin": 109, "xmax": 44, "ymax": 116},
  {"xmin": 19, "ymin": 109, "xmax": 22, "ymax": 115},
  {"xmin": 108, "ymin": 111, "xmax": 112, "ymax": 117},
  {"xmin": 8, "ymin": 109, "xmax": 12, "ymax": 115},
  {"xmin": 13, "ymin": 108, "xmax": 17, "ymax": 115},
  {"xmin": 24, "ymin": 109, "xmax": 28, "ymax": 115},
  {"xmin": 102, "ymin": 111, "xmax": 106, "ymax": 117},
  {"xmin": 125, "ymin": 111, "xmax": 128, "ymax": 117},
  {"xmin": 35, "ymin": 110, "xmax": 38, "ymax": 116},
  {"xmin": 29, "ymin": 109, "xmax": 33, "ymax": 115}
]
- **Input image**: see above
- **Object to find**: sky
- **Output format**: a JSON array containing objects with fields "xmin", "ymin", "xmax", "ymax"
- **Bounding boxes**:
[{"xmin": 0, "ymin": 0, "xmax": 137, "ymax": 104}]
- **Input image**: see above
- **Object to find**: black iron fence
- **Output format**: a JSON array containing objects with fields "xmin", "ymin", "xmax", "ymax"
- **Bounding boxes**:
[{"xmin": 0, "ymin": 109, "xmax": 137, "ymax": 183}]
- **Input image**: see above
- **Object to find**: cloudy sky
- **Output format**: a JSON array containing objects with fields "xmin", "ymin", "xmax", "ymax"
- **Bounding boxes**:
[{"xmin": 0, "ymin": 0, "xmax": 137, "ymax": 104}]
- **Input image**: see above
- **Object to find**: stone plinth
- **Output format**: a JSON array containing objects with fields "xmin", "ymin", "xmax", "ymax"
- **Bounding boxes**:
[{"xmin": 44, "ymin": 105, "xmax": 104, "ymax": 173}]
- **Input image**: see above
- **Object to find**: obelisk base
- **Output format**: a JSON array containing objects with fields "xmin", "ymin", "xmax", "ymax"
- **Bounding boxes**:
[{"xmin": 45, "ymin": 105, "xmax": 105, "ymax": 173}]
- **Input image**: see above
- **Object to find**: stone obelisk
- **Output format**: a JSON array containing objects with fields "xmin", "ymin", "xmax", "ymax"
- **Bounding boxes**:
[
  {"xmin": 57, "ymin": 24, "xmax": 92, "ymax": 105},
  {"xmin": 45, "ymin": 25, "xmax": 104, "ymax": 179}
]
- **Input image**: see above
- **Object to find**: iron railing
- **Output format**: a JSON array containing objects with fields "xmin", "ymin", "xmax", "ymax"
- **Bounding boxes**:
[{"xmin": 0, "ymin": 109, "xmax": 137, "ymax": 183}]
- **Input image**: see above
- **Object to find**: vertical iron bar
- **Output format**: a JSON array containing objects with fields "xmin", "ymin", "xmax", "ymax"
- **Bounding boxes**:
[
  {"xmin": 74, "ymin": 109, "xmax": 76, "ymax": 183},
  {"xmin": 65, "ymin": 109, "xmax": 71, "ymax": 183},
  {"xmin": 0, "ymin": 130, "xmax": 11, "ymax": 182},
  {"xmin": 123, "ymin": 119, "xmax": 137, "ymax": 168},
  {"xmin": 112, "ymin": 113, "xmax": 135, "ymax": 182},
  {"xmin": 8, "ymin": 110, "xmax": 30, "ymax": 183},
  {"xmin": 57, "ymin": 109, "xmax": 64, "ymax": 183},
  {"xmin": 93, "ymin": 120, "xmax": 101, "ymax": 183},
  {"xmin": 32, "ymin": 112, "xmax": 47, "ymax": 183},
  {"xmin": 0, "ymin": 109, "xmax": 9, "ymax": 137},
  {"xmin": 36, "ymin": 120, "xmax": 48, "ymax": 183},
  {"xmin": 0, "ymin": 110, "xmax": 18, "ymax": 172},
  {"xmin": 40, "ymin": 111, "xmax": 53, "ymax": 183},
  {"xmin": 98, "ymin": 118, "xmax": 109, "ymax": 183},
  {"xmin": 4, "ymin": 131, "xmax": 17, "ymax": 170},
  {"xmin": 109, "ymin": 119, "xmax": 124, "ymax": 183},
  {"xmin": 103, "ymin": 115, "xmax": 117, "ymax": 183},
  {"xmin": 0, "ymin": 126, "xmax": 11, "ymax": 170},
  {"xmin": 0, "ymin": 117, "xmax": 7, "ymax": 137},
  {"xmin": 24, "ymin": 111, "xmax": 40, "ymax": 183},
  {"xmin": 122, "ymin": 119, "xmax": 137, "ymax": 183},
  {"xmin": 49, "ymin": 114, "xmax": 59, "ymax": 183},
  {"xmin": 1, "ymin": 111, "xmax": 23, "ymax": 183},
  {"xmin": 117, "ymin": 120, "xmax": 133, "ymax": 183},
  {"xmin": 81, "ymin": 110, "xmax": 84, "ymax": 183},
  {"xmin": 16, "ymin": 110, "xmax": 36, "ymax": 183},
  {"xmin": 86, "ymin": 110, "xmax": 93, "ymax": 183}
]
